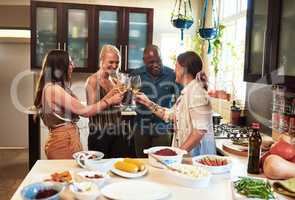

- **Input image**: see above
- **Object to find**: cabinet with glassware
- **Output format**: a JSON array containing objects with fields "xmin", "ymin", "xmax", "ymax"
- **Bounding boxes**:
[
  {"xmin": 272, "ymin": 86, "xmax": 295, "ymax": 142},
  {"xmin": 244, "ymin": 0, "xmax": 295, "ymax": 87},
  {"xmin": 31, "ymin": 1, "xmax": 153, "ymax": 73}
]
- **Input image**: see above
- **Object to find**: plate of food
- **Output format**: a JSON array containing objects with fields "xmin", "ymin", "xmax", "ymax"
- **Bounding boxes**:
[
  {"xmin": 110, "ymin": 158, "xmax": 148, "ymax": 178},
  {"xmin": 192, "ymin": 155, "xmax": 232, "ymax": 174},
  {"xmin": 76, "ymin": 170, "xmax": 110, "ymax": 187},
  {"xmin": 44, "ymin": 171, "xmax": 73, "ymax": 184},
  {"xmin": 72, "ymin": 151, "xmax": 104, "ymax": 168},
  {"xmin": 143, "ymin": 146, "xmax": 187, "ymax": 168},
  {"xmin": 232, "ymin": 176, "xmax": 276, "ymax": 200}
]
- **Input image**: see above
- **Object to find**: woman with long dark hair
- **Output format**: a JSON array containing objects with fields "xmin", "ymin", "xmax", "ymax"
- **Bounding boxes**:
[
  {"xmin": 136, "ymin": 51, "xmax": 216, "ymax": 156},
  {"xmin": 34, "ymin": 49, "xmax": 124, "ymax": 159}
]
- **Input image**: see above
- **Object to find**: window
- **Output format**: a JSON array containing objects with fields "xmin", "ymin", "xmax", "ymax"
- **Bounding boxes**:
[
  {"xmin": 160, "ymin": 33, "xmax": 193, "ymax": 69},
  {"xmin": 208, "ymin": 0, "xmax": 247, "ymax": 103}
]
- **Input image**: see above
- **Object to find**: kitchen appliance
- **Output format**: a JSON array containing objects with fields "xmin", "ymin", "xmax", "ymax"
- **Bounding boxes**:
[{"xmin": 214, "ymin": 123, "xmax": 251, "ymax": 139}]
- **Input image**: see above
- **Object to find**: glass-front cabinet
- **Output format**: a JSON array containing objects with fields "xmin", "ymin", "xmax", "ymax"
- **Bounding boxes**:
[
  {"xmin": 31, "ymin": 1, "xmax": 153, "ymax": 73},
  {"xmin": 244, "ymin": 0, "xmax": 269, "ymax": 83},
  {"xmin": 127, "ymin": 12, "xmax": 148, "ymax": 70},
  {"xmin": 63, "ymin": 4, "xmax": 93, "ymax": 72},
  {"xmin": 244, "ymin": 0, "xmax": 295, "ymax": 88},
  {"xmin": 273, "ymin": 0, "xmax": 295, "ymax": 86},
  {"xmin": 96, "ymin": 6, "xmax": 153, "ymax": 72},
  {"xmin": 31, "ymin": 2, "xmax": 95, "ymax": 72},
  {"xmin": 31, "ymin": 2, "xmax": 60, "ymax": 69}
]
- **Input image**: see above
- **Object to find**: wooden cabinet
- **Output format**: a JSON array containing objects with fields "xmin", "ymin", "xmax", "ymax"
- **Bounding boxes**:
[
  {"xmin": 31, "ymin": 1, "xmax": 95, "ymax": 72},
  {"xmin": 96, "ymin": 6, "xmax": 153, "ymax": 72},
  {"xmin": 244, "ymin": 0, "xmax": 295, "ymax": 88},
  {"xmin": 31, "ymin": 1, "xmax": 153, "ymax": 73}
]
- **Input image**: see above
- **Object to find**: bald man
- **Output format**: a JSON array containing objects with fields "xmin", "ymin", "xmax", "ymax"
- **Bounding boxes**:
[{"xmin": 132, "ymin": 44, "xmax": 182, "ymax": 157}]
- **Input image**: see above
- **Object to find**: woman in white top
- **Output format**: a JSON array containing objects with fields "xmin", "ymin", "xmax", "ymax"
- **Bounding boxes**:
[{"xmin": 136, "ymin": 51, "xmax": 216, "ymax": 156}]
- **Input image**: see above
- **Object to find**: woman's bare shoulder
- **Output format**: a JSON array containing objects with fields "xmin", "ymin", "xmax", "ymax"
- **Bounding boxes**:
[{"xmin": 86, "ymin": 74, "xmax": 98, "ymax": 87}]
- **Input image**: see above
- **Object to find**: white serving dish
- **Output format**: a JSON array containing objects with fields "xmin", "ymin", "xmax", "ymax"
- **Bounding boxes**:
[
  {"xmin": 143, "ymin": 146, "xmax": 187, "ymax": 168},
  {"xmin": 192, "ymin": 155, "xmax": 232, "ymax": 174},
  {"xmin": 101, "ymin": 180, "xmax": 171, "ymax": 200},
  {"xmin": 165, "ymin": 163, "xmax": 212, "ymax": 188},
  {"xmin": 69, "ymin": 181, "xmax": 100, "ymax": 200},
  {"xmin": 72, "ymin": 151, "xmax": 104, "ymax": 168},
  {"xmin": 76, "ymin": 170, "xmax": 109, "ymax": 187}
]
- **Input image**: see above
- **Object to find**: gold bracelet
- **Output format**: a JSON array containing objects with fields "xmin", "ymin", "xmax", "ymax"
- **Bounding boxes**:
[{"xmin": 150, "ymin": 102, "xmax": 159, "ymax": 113}]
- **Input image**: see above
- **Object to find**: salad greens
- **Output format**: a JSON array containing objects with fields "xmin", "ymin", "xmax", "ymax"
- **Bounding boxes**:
[{"xmin": 234, "ymin": 177, "xmax": 275, "ymax": 199}]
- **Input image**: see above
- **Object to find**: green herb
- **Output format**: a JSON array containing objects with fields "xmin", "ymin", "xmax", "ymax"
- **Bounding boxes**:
[{"xmin": 234, "ymin": 177, "xmax": 275, "ymax": 199}]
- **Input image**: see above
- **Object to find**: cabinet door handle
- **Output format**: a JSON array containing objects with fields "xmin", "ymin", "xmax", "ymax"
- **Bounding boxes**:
[
  {"xmin": 57, "ymin": 42, "xmax": 61, "ymax": 50},
  {"xmin": 119, "ymin": 45, "xmax": 122, "ymax": 55},
  {"xmin": 125, "ymin": 45, "xmax": 128, "ymax": 72},
  {"xmin": 261, "ymin": 30, "xmax": 267, "ymax": 78},
  {"xmin": 63, "ymin": 43, "xmax": 67, "ymax": 51}
]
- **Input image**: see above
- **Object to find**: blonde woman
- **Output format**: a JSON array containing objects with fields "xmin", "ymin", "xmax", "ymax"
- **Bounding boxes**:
[
  {"xmin": 86, "ymin": 44, "xmax": 134, "ymax": 158},
  {"xmin": 34, "ymin": 49, "xmax": 124, "ymax": 159}
]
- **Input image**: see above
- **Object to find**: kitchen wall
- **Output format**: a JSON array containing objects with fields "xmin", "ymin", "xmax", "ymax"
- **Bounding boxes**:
[
  {"xmin": 0, "ymin": 3, "xmax": 32, "ymax": 148},
  {"xmin": 0, "ymin": 42, "xmax": 33, "ymax": 148}
]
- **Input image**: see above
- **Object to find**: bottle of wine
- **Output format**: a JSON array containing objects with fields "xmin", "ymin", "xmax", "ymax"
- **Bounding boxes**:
[{"xmin": 247, "ymin": 122, "xmax": 262, "ymax": 174}]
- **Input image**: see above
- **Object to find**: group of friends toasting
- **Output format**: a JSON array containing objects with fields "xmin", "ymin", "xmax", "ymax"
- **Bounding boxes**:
[{"xmin": 34, "ymin": 44, "xmax": 216, "ymax": 160}]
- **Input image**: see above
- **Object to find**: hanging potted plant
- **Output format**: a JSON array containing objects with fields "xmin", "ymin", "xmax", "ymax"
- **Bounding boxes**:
[
  {"xmin": 171, "ymin": 0, "xmax": 194, "ymax": 41},
  {"xmin": 198, "ymin": 0, "xmax": 219, "ymax": 53}
]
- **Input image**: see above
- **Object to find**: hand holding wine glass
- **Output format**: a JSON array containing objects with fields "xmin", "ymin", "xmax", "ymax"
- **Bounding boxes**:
[{"xmin": 130, "ymin": 75, "xmax": 142, "ymax": 95}]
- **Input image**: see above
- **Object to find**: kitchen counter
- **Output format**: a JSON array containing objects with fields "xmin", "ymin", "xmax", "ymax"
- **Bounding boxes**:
[{"xmin": 11, "ymin": 153, "xmax": 292, "ymax": 200}]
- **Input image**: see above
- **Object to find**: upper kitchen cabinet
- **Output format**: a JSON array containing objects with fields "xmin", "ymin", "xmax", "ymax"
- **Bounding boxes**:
[
  {"xmin": 96, "ymin": 6, "xmax": 153, "ymax": 72},
  {"xmin": 244, "ymin": 0, "xmax": 295, "ymax": 87},
  {"xmin": 271, "ymin": 0, "xmax": 295, "ymax": 88},
  {"xmin": 31, "ymin": 1, "xmax": 95, "ymax": 72},
  {"xmin": 31, "ymin": 2, "xmax": 60, "ymax": 69},
  {"xmin": 31, "ymin": 2, "xmax": 153, "ymax": 73},
  {"xmin": 62, "ymin": 4, "xmax": 95, "ymax": 72},
  {"xmin": 244, "ymin": 0, "xmax": 270, "ymax": 83}
]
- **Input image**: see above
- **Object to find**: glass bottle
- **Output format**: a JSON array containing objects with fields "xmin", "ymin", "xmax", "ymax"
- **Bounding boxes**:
[{"xmin": 247, "ymin": 122, "xmax": 262, "ymax": 174}]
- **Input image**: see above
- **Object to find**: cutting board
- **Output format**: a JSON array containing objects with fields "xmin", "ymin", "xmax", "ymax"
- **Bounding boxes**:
[{"xmin": 222, "ymin": 141, "xmax": 248, "ymax": 157}]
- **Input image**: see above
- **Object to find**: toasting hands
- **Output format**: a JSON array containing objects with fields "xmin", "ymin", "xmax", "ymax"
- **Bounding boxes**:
[
  {"xmin": 103, "ymin": 87, "xmax": 125, "ymax": 106},
  {"xmin": 134, "ymin": 93, "xmax": 153, "ymax": 108}
]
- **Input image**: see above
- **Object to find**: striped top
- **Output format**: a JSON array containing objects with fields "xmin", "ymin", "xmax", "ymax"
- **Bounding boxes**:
[{"xmin": 89, "ymin": 78, "xmax": 121, "ymax": 133}]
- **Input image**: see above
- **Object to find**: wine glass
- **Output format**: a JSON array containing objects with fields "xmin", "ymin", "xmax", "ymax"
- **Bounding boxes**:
[
  {"xmin": 130, "ymin": 75, "xmax": 142, "ymax": 108},
  {"xmin": 109, "ymin": 71, "xmax": 130, "ymax": 109}
]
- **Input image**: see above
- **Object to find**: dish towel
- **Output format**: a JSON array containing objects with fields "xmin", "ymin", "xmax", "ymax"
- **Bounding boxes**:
[{"xmin": 273, "ymin": 177, "xmax": 295, "ymax": 198}]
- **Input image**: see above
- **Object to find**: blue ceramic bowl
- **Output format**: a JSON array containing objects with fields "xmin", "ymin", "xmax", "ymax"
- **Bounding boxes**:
[{"xmin": 21, "ymin": 182, "xmax": 65, "ymax": 200}]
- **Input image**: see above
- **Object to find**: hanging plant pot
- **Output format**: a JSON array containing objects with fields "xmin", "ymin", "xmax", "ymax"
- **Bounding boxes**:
[
  {"xmin": 199, "ymin": 28, "xmax": 218, "ymax": 40},
  {"xmin": 172, "ymin": 17, "xmax": 194, "ymax": 29},
  {"xmin": 171, "ymin": 0, "xmax": 194, "ymax": 43}
]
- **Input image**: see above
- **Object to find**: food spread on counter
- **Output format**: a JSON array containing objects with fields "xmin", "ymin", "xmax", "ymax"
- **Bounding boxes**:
[
  {"xmin": 35, "ymin": 189, "xmax": 59, "ymax": 199},
  {"xmin": 114, "ymin": 158, "xmax": 146, "ymax": 173},
  {"xmin": 154, "ymin": 148, "xmax": 177, "ymax": 156},
  {"xmin": 234, "ymin": 177, "xmax": 275, "ymax": 199},
  {"xmin": 170, "ymin": 163, "xmax": 210, "ymax": 178},
  {"xmin": 45, "ymin": 171, "xmax": 72, "ymax": 183},
  {"xmin": 197, "ymin": 156, "xmax": 228, "ymax": 166}
]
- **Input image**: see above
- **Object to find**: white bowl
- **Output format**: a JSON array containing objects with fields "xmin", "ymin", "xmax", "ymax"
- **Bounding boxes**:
[
  {"xmin": 192, "ymin": 155, "xmax": 232, "ymax": 174},
  {"xmin": 73, "ymin": 151, "xmax": 104, "ymax": 169},
  {"xmin": 143, "ymin": 146, "xmax": 187, "ymax": 168},
  {"xmin": 165, "ymin": 163, "xmax": 211, "ymax": 188},
  {"xmin": 69, "ymin": 181, "xmax": 100, "ymax": 200},
  {"xmin": 76, "ymin": 170, "xmax": 109, "ymax": 187}
]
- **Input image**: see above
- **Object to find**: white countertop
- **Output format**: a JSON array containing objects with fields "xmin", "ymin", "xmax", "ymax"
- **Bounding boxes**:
[{"xmin": 11, "ymin": 139, "xmax": 291, "ymax": 200}]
